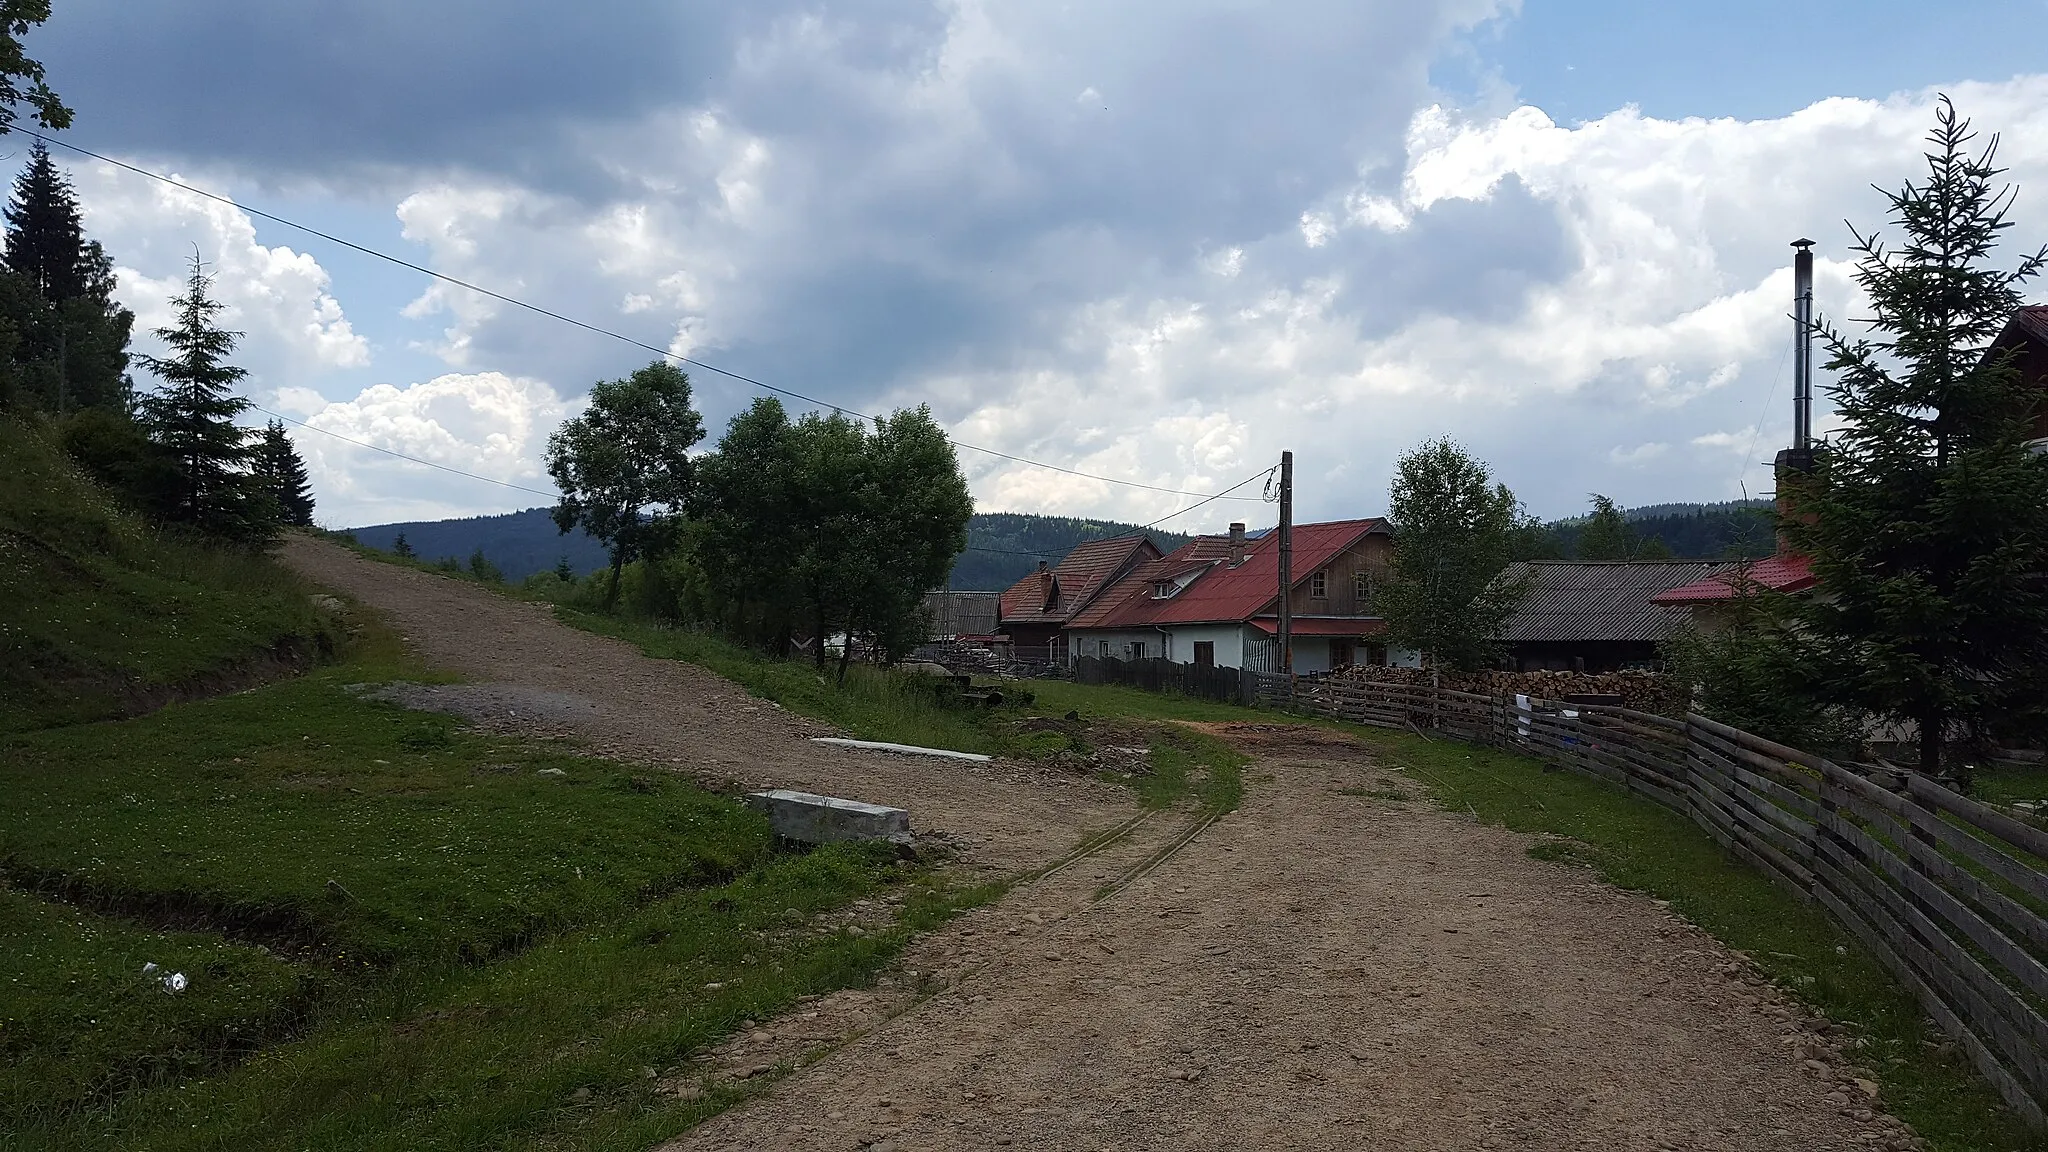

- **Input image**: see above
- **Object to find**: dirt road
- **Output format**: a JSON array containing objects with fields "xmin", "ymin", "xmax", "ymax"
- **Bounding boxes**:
[{"xmin": 284, "ymin": 538, "xmax": 1919, "ymax": 1151}]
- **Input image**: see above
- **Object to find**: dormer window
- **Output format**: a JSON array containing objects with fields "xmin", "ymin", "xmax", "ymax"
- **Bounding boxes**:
[{"xmin": 1151, "ymin": 569, "xmax": 1204, "ymax": 599}]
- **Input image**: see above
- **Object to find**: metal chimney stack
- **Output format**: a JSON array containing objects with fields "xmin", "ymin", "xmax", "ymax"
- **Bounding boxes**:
[{"xmin": 1791, "ymin": 238, "xmax": 1815, "ymax": 451}]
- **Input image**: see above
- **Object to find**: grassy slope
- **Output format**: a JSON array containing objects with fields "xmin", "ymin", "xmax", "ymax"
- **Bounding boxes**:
[
  {"xmin": 0, "ymin": 417, "xmax": 329, "ymax": 732},
  {"xmin": 1, "ymin": 606, "xmax": 987, "ymax": 1148}
]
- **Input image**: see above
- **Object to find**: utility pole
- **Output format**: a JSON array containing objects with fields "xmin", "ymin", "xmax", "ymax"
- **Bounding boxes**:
[{"xmin": 1277, "ymin": 450, "xmax": 1293, "ymax": 675}]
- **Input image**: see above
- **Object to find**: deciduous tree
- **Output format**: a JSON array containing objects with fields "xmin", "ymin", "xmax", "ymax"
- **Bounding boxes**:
[
  {"xmin": 544, "ymin": 360, "xmax": 704, "ymax": 607},
  {"xmin": 1379, "ymin": 437, "xmax": 1530, "ymax": 672}
]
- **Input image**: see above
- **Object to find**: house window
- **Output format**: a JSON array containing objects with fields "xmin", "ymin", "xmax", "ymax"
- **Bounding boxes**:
[
  {"xmin": 1193, "ymin": 640, "xmax": 1215, "ymax": 667},
  {"xmin": 1353, "ymin": 570, "xmax": 1376, "ymax": 609},
  {"xmin": 1097, "ymin": 640, "xmax": 1110, "ymax": 658},
  {"xmin": 1331, "ymin": 639, "xmax": 1355, "ymax": 668},
  {"xmin": 1129, "ymin": 641, "xmax": 1145, "ymax": 661},
  {"xmin": 1154, "ymin": 581, "xmax": 1174, "ymax": 599},
  {"xmin": 1310, "ymin": 570, "xmax": 1328, "ymax": 598}
]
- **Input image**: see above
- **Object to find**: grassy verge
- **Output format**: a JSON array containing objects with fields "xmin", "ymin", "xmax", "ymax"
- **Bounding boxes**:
[
  {"xmin": 1, "ymin": 605, "xmax": 990, "ymax": 1148},
  {"xmin": 1, "ymin": 418, "xmax": 332, "ymax": 733},
  {"xmin": 1353, "ymin": 726, "xmax": 2040, "ymax": 1152}
]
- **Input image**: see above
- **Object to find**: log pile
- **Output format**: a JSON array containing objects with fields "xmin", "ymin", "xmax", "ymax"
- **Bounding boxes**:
[{"xmin": 1325, "ymin": 664, "xmax": 1686, "ymax": 716}]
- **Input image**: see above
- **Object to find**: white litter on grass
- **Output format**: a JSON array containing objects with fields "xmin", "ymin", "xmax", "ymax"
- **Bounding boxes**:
[
  {"xmin": 810, "ymin": 737, "xmax": 992, "ymax": 763},
  {"xmin": 141, "ymin": 962, "xmax": 188, "ymax": 993}
]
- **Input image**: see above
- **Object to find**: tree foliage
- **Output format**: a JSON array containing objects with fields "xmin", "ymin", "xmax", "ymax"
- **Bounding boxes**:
[
  {"xmin": 691, "ymin": 401, "xmax": 972, "ymax": 672},
  {"xmin": 252, "ymin": 419, "xmax": 315, "ymax": 527},
  {"xmin": 0, "ymin": 1, "xmax": 67, "ymax": 135},
  {"xmin": 544, "ymin": 360, "xmax": 704, "ymax": 607},
  {"xmin": 1379, "ymin": 437, "xmax": 1530, "ymax": 672},
  {"xmin": 0, "ymin": 141, "xmax": 132, "ymax": 413},
  {"xmin": 1575, "ymin": 493, "xmax": 1674, "ymax": 561},
  {"xmin": 137, "ymin": 255, "xmax": 271, "ymax": 541},
  {"xmin": 1789, "ymin": 97, "xmax": 2048, "ymax": 787}
]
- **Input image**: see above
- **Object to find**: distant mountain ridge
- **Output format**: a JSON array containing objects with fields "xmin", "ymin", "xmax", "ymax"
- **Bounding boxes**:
[{"xmin": 342, "ymin": 499, "xmax": 1775, "ymax": 588}]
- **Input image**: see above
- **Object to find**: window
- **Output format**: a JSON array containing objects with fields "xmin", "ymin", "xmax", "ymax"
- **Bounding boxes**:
[
  {"xmin": 1129, "ymin": 641, "xmax": 1145, "ymax": 661},
  {"xmin": 1154, "ymin": 581, "xmax": 1174, "ymax": 599},
  {"xmin": 1331, "ymin": 639, "xmax": 1354, "ymax": 668},
  {"xmin": 1097, "ymin": 640, "xmax": 1110, "ymax": 658},
  {"xmin": 1193, "ymin": 640, "xmax": 1215, "ymax": 667},
  {"xmin": 1353, "ymin": 569, "xmax": 1376, "ymax": 609},
  {"xmin": 1310, "ymin": 570, "xmax": 1328, "ymax": 598}
]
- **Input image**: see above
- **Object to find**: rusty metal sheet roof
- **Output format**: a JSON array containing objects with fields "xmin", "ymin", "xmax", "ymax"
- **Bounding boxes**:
[{"xmin": 997, "ymin": 534, "xmax": 1159, "ymax": 625}]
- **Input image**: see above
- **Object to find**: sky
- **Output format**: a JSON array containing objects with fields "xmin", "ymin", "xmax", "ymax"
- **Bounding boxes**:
[{"xmin": 26, "ymin": 0, "xmax": 2048, "ymax": 530}]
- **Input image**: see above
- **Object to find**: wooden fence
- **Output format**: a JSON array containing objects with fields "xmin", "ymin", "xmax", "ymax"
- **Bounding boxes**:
[
  {"xmin": 1252, "ymin": 672, "xmax": 2048, "ymax": 1126},
  {"xmin": 1072, "ymin": 655, "xmax": 1258, "ymax": 707}
]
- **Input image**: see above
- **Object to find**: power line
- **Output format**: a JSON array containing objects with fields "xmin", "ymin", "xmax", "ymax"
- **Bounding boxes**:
[
  {"xmin": 28, "ymin": 126, "xmax": 1259, "ymax": 504},
  {"xmin": 1141, "ymin": 465, "xmax": 1278, "ymax": 530},
  {"xmin": 251, "ymin": 405, "xmax": 560, "ymax": 500}
]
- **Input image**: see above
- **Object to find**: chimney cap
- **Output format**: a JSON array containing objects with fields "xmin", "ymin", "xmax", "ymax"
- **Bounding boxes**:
[
  {"xmin": 1790, "ymin": 237, "xmax": 1815, "ymax": 249},
  {"xmin": 1036, "ymin": 558, "xmax": 1048, "ymax": 572},
  {"xmin": 1229, "ymin": 522, "xmax": 1246, "ymax": 536}
]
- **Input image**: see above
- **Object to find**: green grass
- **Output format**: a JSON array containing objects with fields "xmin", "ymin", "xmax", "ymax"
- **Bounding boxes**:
[
  {"xmin": 1978, "ymin": 763, "xmax": 2048, "ymax": 810},
  {"xmin": 0, "ymin": 605, "xmax": 990, "ymax": 1146},
  {"xmin": 0, "ymin": 417, "xmax": 331, "ymax": 732},
  {"xmin": 1355, "ymin": 727, "xmax": 2042, "ymax": 1152}
]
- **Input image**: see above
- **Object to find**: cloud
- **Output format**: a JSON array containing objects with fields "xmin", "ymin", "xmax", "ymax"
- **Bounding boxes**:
[
  {"xmin": 70, "ymin": 163, "xmax": 369, "ymax": 396},
  {"xmin": 46, "ymin": 5, "xmax": 2048, "ymax": 531},
  {"xmin": 292, "ymin": 372, "xmax": 572, "ymax": 526}
]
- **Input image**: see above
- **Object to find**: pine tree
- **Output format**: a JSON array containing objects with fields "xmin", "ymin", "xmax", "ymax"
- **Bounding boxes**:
[
  {"xmin": 251, "ymin": 419, "xmax": 315, "ymax": 527},
  {"xmin": 138, "ymin": 255, "xmax": 269, "ymax": 539},
  {"xmin": 393, "ymin": 532, "xmax": 415, "ymax": 559},
  {"xmin": 1, "ymin": 140, "xmax": 133, "ymax": 412},
  {"xmin": 1790, "ymin": 97, "xmax": 2048, "ymax": 788}
]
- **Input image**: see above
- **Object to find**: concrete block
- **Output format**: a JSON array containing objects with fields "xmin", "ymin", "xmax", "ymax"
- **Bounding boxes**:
[{"xmin": 743, "ymin": 789, "xmax": 911, "ymax": 845}]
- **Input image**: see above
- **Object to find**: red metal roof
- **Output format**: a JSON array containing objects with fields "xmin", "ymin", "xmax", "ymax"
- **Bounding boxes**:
[
  {"xmin": 1650, "ymin": 554, "xmax": 1816, "ymax": 604},
  {"xmin": 997, "ymin": 534, "xmax": 1160, "ymax": 625},
  {"xmin": 1247, "ymin": 617, "xmax": 1389, "ymax": 637},
  {"xmin": 1072, "ymin": 518, "xmax": 1388, "ymax": 629}
]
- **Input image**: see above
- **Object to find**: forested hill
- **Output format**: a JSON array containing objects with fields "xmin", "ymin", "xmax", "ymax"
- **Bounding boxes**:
[
  {"xmin": 343, "ymin": 508, "xmax": 1193, "ymax": 588},
  {"xmin": 344, "ymin": 500, "xmax": 1773, "ymax": 587},
  {"xmin": 1529, "ymin": 499, "xmax": 1776, "ymax": 561},
  {"xmin": 951, "ymin": 514, "xmax": 1193, "ymax": 591},
  {"xmin": 346, "ymin": 508, "xmax": 610, "ymax": 581}
]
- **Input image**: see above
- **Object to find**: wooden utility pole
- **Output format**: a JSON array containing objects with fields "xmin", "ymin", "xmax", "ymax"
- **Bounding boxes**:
[{"xmin": 1278, "ymin": 450, "xmax": 1293, "ymax": 674}]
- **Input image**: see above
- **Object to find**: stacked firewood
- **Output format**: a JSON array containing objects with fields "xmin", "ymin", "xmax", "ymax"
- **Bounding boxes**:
[{"xmin": 1325, "ymin": 664, "xmax": 1685, "ymax": 715}]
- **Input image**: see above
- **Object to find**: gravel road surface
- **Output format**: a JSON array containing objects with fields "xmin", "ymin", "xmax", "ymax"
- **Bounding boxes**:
[{"xmin": 284, "ymin": 536, "xmax": 1916, "ymax": 1151}]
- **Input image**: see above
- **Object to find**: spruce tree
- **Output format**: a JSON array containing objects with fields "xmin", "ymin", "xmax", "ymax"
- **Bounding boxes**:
[
  {"xmin": 393, "ymin": 532, "xmax": 414, "ymax": 559},
  {"xmin": 252, "ymin": 419, "xmax": 315, "ymax": 527},
  {"xmin": 138, "ymin": 255, "xmax": 269, "ymax": 539},
  {"xmin": 1, "ymin": 141, "xmax": 133, "ymax": 412},
  {"xmin": 1790, "ymin": 97, "xmax": 2048, "ymax": 788}
]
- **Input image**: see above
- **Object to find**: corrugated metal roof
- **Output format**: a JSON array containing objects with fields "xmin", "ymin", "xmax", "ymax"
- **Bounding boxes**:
[
  {"xmin": 1073, "ymin": 518, "xmax": 1389, "ymax": 629},
  {"xmin": 1496, "ymin": 560, "xmax": 1736, "ymax": 643},
  {"xmin": 1247, "ymin": 617, "xmax": 1390, "ymax": 637},
  {"xmin": 1650, "ymin": 554, "xmax": 1816, "ymax": 604},
  {"xmin": 997, "ymin": 534, "xmax": 1159, "ymax": 625}
]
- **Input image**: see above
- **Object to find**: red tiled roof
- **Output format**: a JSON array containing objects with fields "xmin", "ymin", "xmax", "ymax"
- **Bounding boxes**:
[
  {"xmin": 1650, "ymin": 554, "xmax": 1816, "ymax": 604},
  {"xmin": 1073, "ymin": 518, "xmax": 1389, "ymax": 629},
  {"xmin": 997, "ymin": 534, "xmax": 1160, "ymax": 625},
  {"xmin": 1247, "ymin": 617, "xmax": 1389, "ymax": 637}
]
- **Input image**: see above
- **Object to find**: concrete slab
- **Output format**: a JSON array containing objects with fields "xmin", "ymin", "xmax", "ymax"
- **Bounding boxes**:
[{"xmin": 744, "ymin": 788, "xmax": 911, "ymax": 845}]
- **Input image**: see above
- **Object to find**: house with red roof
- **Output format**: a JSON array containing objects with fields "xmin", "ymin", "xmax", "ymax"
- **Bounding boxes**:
[
  {"xmin": 1062, "ymin": 518, "xmax": 1404, "ymax": 673},
  {"xmin": 995, "ymin": 534, "xmax": 1162, "ymax": 662}
]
